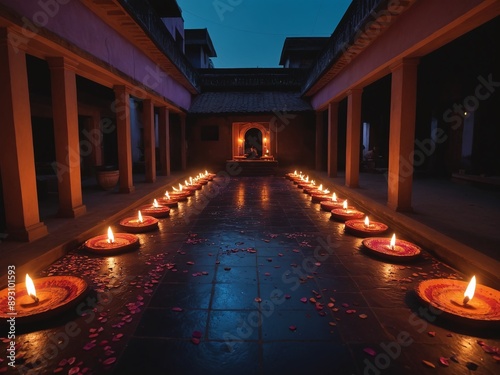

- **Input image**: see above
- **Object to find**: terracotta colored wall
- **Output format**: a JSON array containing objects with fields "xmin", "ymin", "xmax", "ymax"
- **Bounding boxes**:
[{"xmin": 187, "ymin": 112, "xmax": 316, "ymax": 170}]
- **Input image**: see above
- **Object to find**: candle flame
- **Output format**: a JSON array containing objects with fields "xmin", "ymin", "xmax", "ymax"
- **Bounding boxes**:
[
  {"xmin": 190, "ymin": 177, "xmax": 193, "ymax": 184},
  {"xmin": 318, "ymin": 184, "xmax": 323, "ymax": 192},
  {"xmin": 332, "ymin": 192, "xmax": 337, "ymax": 202},
  {"xmin": 205, "ymin": 170, "xmax": 208, "ymax": 176},
  {"xmin": 178, "ymin": 183, "xmax": 183, "ymax": 191},
  {"xmin": 390, "ymin": 233, "xmax": 396, "ymax": 250},
  {"xmin": 364, "ymin": 216, "xmax": 370, "ymax": 227},
  {"xmin": 107, "ymin": 226, "xmax": 115, "ymax": 243},
  {"xmin": 165, "ymin": 191, "xmax": 171, "ymax": 200},
  {"xmin": 172, "ymin": 186, "xmax": 178, "ymax": 192},
  {"xmin": 343, "ymin": 200, "xmax": 348, "ymax": 210},
  {"xmin": 153, "ymin": 199, "xmax": 159, "ymax": 208},
  {"xmin": 294, "ymin": 170, "xmax": 297, "ymax": 175},
  {"xmin": 324, "ymin": 189, "xmax": 330, "ymax": 194},
  {"xmin": 463, "ymin": 275, "xmax": 476, "ymax": 304},
  {"xmin": 25, "ymin": 274, "xmax": 37, "ymax": 298},
  {"xmin": 138, "ymin": 210, "xmax": 143, "ymax": 223}
]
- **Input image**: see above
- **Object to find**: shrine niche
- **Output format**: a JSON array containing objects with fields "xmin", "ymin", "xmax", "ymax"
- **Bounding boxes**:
[{"xmin": 232, "ymin": 122, "xmax": 274, "ymax": 160}]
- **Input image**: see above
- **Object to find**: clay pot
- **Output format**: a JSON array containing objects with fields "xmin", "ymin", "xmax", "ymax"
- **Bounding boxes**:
[{"xmin": 96, "ymin": 166, "xmax": 119, "ymax": 190}]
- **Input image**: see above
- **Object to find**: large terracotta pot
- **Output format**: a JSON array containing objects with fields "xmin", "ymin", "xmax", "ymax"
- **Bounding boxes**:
[{"xmin": 95, "ymin": 166, "xmax": 119, "ymax": 190}]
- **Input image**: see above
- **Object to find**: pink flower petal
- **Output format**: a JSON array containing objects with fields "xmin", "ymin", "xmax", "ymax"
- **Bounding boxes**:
[
  {"xmin": 171, "ymin": 307, "xmax": 183, "ymax": 312},
  {"xmin": 192, "ymin": 331, "xmax": 202, "ymax": 339},
  {"xmin": 103, "ymin": 357, "xmax": 116, "ymax": 366},
  {"xmin": 300, "ymin": 297, "xmax": 307, "ymax": 303},
  {"xmin": 439, "ymin": 357, "xmax": 450, "ymax": 366},
  {"xmin": 68, "ymin": 367, "xmax": 80, "ymax": 375},
  {"xmin": 289, "ymin": 325, "xmax": 297, "ymax": 331},
  {"xmin": 363, "ymin": 348, "xmax": 376, "ymax": 356}
]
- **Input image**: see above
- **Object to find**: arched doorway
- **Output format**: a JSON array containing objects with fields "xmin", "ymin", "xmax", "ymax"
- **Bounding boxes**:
[
  {"xmin": 232, "ymin": 122, "xmax": 273, "ymax": 158},
  {"xmin": 244, "ymin": 128, "xmax": 262, "ymax": 157}
]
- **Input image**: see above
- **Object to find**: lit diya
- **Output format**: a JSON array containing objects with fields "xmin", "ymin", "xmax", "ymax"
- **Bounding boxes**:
[
  {"xmin": 320, "ymin": 193, "xmax": 345, "ymax": 211},
  {"xmin": 157, "ymin": 191, "xmax": 179, "ymax": 207},
  {"xmin": 310, "ymin": 186, "xmax": 332, "ymax": 203},
  {"xmin": 304, "ymin": 183, "xmax": 327, "ymax": 195},
  {"xmin": 139, "ymin": 199, "xmax": 171, "ymax": 218},
  {"xmin": 285, "ymin": 170, "xmax": 301, "ymax": 181},
  {"xmin": 416, "ymin": 276, "xmax": 500, "ymax": 325},
  {"xmin": 345, "ymin": 216, "xmax": 388, "ymax": 237},
  {"xmin": 119, "ymin": 210, "xmax": 158, "ymax": 233},
  {"xmin": 169, "ymin": 185, "xmax": 190, "ymax": 201},
  {"xmin": 330, "ymin": 200, "xmax": 364, "ymax": 222},
  {"xmin": 187, "ymin": 177, "xmax": 203, "ymax": 190},
  {"xmin": 84, "ymin": 226, "xmax": 140, "ymax": 254},
  {"xmin": 0, "ymin": 274, "xmax": 87, "ymax": 323},
  {"xmin": 362, "ymin": 233, "xmax": 421, "ymax": 261},
  {"xmin": 204, "ymin": 170, "xmax": 216, "ymax": 180}
]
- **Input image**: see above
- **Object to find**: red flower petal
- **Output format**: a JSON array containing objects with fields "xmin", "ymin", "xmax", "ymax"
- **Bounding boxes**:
[
  {"xmin": 289, "ymin": 325, "xmax": 297, "ymax": 331},
  {"xmin": 363, "ymin": 348, "xmax": 376, "ymax": 356},
  {"xmin": 103, "ymin": 357, "xmax": 116, "ymax": 366},
  {"xmin": 439, "ymin": 357, "xmax": 450, "ymax": 366},
  {"xmin": 171, "ymin": 307, "xmax": 183, "ymax": 312}
]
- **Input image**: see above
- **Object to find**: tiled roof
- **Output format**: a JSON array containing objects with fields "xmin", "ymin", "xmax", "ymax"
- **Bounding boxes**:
[{"xmin": 189, "ymin": 91, "xmax": 313, "ymax": 114}]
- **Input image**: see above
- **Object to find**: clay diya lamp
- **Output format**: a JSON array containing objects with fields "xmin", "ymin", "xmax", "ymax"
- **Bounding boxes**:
[
  {"xmin": 169, "ymin": 186, "xmax": 190, "ymax": 201},
  {"xmin": 182, "ymin": 181, "xmax": 199, "ymax": 193},
  {"xmin": 139, "ymin": 199, "xmax": 171, "ymax": 218},
  {"xmin": 345, "ymin": 216, "xmax": 388, "ymax": 237},
  {"xmin": 84, "ymin": 226, "xmax": 140, "ymax": 255},
  {"xmin": 416, "ymin": 275, "xmax": 500, "ymax": 326},
  {"xmin": 362, "ymin": 233, "xmax": 421, "ymax": 261},
  {"xmin": 296, "ymin": 176, "xmax": 312, "ymax": 188},
  {"xmin": 310, "ymin": 186, "xmax": 332, "ymax": 203},
  {"xmin": 0, "ymin": 274, "xmax": 87, "ymax": 323},
  {"xmin": 320, "ymin": 193, "xmax": 345, "ymax": 211},
  {"xmin": 203, "ymin": 170, "xmax": 216, "ymax": 180},
  {"xmin": 119, "ymin": 210, "xmax": 158, "ymax": 233},
  {"xmin": 304, "ymin": 183, "xmax": 325, "ymax": 195},
  {"xmin": 157, "ymin": 191, "xmax": 179, "ymax": 207},
  {"xmin": 196, "ymin": 173, "xmax": 210, "ymax": 185},
  {"xmin": 285, "ymin": 170, "xmax": 300, "ymax": 181},
  {"xmin": 190, "ymin": 179, "xmax": 204, "ymax": 190},
  {"xmin": 330, "ymin": 200, "xmax": 364, "ymax": 222}
]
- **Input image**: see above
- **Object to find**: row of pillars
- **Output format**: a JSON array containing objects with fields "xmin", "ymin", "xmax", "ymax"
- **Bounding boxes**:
[
  {"xmin": 316, "ymin": 59, "xmax": 419, "ymax": 212},
  {"xmin": 0, "ymin": 29, "xmax": 185, "ymax": 242}
]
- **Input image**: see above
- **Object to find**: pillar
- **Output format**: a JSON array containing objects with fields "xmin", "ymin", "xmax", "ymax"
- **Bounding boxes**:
[
  {"xmin": 0, "ymin": 29, "xmax": 48, "ymax": 241},
  {"xmin": 327, "ymin": 102, "xmax": 339, "ymax": 178},
  {"xmin": 387, "ymin": 59, "xmax": 419, "ymax": 211},
  {"xmin": 158, "ymin": 106, "xmax": 171, "ymax": 176},
  {"xmin": 315, "ymin": 111, "xmax": 324, "ymax": 170},
  {"xmin": 48, "ymin": 57, "xmax": 86, "ymax": 218},
  {"xmin": 180, "ymin": 114, "xmax": 187, "ymax": 171},
  {"xmin": 142, "ymin": 99, "xmax": 156, "ymax": 182},
  {"xmin": 345, "ymin": 89, "xmax": 363, "ymax": 188},
  {"xmin": 113, "ymin": 85, "xmax": 135, "ymax": 193}
]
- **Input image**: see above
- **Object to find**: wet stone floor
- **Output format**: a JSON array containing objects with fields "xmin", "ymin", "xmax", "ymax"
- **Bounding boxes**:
[{"xmin": 1, "ymin": 176, "xmax": 499, "ymax": 375}]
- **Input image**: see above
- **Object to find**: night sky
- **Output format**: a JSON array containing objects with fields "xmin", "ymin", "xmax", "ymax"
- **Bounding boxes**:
[{"xmin": 177, "ymin": 0, "xmax": 352, "ymax": 68}]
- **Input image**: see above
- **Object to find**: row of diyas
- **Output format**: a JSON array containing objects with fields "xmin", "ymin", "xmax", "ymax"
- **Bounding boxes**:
[
  {"xmin": 0, "ymin": 171, "xmax": 218, "ymax": 323},
  {"xmin": 286, "ymin": 170, "xmax": 500, "ymax": 326}
]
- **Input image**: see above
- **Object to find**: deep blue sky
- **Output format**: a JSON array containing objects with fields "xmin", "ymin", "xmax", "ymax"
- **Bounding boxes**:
[{"xmin": 176, "ymin": 0, "xmax": 352, "ymax": 68}]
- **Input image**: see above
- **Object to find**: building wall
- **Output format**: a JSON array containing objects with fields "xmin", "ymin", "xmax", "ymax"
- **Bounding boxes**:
[
  {"xmin": 1, "ymin": 0, "xmax": 192, "ymax": 110},
  {"xmin": 187, "ymin": 112, "xmax": 316, "ymax": 170}
]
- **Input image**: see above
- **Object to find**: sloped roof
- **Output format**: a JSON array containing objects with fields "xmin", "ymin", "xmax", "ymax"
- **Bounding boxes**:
[{"xmin": 189, "ymin": 91, "xmax": 313, "ymax": 114}]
